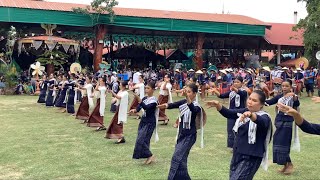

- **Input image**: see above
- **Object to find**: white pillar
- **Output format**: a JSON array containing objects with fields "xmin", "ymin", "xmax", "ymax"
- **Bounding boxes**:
[{"xmin": 277, "ymin": 45, "xmax": 281, "ymax": 65}]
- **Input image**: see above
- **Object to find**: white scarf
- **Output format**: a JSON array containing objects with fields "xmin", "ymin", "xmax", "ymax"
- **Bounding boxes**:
[
  {"xmin": 138, "ymin": 83, "xmax": 145, "ymax": 99},
  {"xmin": 176, "ymin": 101, "xmax": 204, "ymax": 148},
  {"xmin": 229, "ymin": 88, "xmax": 245, "ymax": 108},
  {"xmin": 98, "ymin": 86, "xmax": 107, "ymax": 116},
  {"xmin": 71, "ymin": 80, "xmax": 77, "ymax": 105},
  {"xmin": 233, "ymin": 110, "xmax": 272, "ymax": 171},
  {"xmin": 278, "ymin": 95, "xmax": 301, "ymax": 152},
  {"xmin": 117, "ymin": 90, "xmax": 129, "ymax": 124},
  {"xmin": 142, "ymin": 96, "xmax": 160, "ymax": 142},
  {"xmin": 85, "ymin": 83, "xmax": 94, "ymax": 109},
  {"xmin": 49, "ymin": 78, "xmax": 57, "ymax": 97}
]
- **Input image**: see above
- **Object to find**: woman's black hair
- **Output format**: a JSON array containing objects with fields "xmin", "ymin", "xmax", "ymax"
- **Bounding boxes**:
[
  {"xmin": 283, "ymin": 79, "xmax": 293, "ymax": 86},
  {"xmin": 252, "ymin": 90, "xmax": 266, "ymax": 105},
  {"xmin": 187, "ymin": 83, "xmax": 198, "ymax": 93},
  {"xmin": 102, "ymin": 76, "xmax": 107, "ymax": 83},
  {"xmin": 191, "ymin": 77, "xmax": 197, "ymax": 83},
  {"xmin": 234, "ymin": 76, "xmax": 243, "ymax": 83},
  {"xmin": 139, "ymin": 74, "xmax": 144, "ymax": 79},
  {"xmin": 147, "ymin": 81, "xmax": 156, "ymax": 89},
  {"xmin": 120, "ymin": 81, "xmax": 127, "ymax": 88},
  {"xmin": 70, "ymin": 73, "xmax": 76, "ymax": 79}
]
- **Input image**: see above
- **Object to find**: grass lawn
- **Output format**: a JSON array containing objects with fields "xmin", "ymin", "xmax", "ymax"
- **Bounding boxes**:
[{"xmin": 1, "ymin": 93, "xmax": 320, "ymax": 180}]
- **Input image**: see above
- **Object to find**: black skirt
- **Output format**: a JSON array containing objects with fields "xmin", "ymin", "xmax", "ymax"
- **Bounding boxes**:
[
  {"xmin": 66, "ymin": 90, "xmax": 75, "ymax": 114},
  {"xmin": 230, "ymin": 152, "xmax": 262, "ymax": 180},
  {"xmin": 133, "ymin": 121, "xmax": 156, "ymax": 159},
  {"xmin": 45, "ymin": 90, "xmax": 55, "ymax": 106},
  {"xmin": 273, "ymin": 120, "xmax": 293, "ymax": 165},
  {"xmin": 168, "ymin": 133, "xmax": 196, "ymax": 180}
]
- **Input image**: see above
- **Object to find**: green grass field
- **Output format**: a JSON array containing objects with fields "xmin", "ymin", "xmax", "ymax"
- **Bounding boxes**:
[{"xmin": 1, "ymin": 93, "xmax": 320, "ymax": 180}]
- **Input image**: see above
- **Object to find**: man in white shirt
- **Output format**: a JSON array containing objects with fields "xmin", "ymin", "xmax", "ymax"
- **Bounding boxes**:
[
  {"xmin": 111, "ymin": 71, "xmax": 118, "ymax": 84},
  {"xmin": 133, "ymin": 70, "xmax": 142, "ymax": 85}
]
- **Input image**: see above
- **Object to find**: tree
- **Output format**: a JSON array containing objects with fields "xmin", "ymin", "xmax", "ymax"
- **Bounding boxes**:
[
  {"xmin": 73, "ymin": 0, "xmax": 118, "ymax": 71},
  {"xmin": 295, "ymin": 0, "xmax": 320, "ymax": 67}
]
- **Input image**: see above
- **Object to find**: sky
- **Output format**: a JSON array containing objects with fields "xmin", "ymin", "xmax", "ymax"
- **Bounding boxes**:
[{"xmin": 46, "ymin": 0, "xmax": 308, "ymax": 24}]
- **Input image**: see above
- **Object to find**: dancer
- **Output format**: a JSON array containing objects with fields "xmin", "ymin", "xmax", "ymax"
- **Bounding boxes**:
[
  {"xmin": 131, "ymin": 82, "xmax": 158, "ymax": 164},
  {"xmin": 129, "ymin": 75, "xmax": 144, "ymax": 118},
  {"xmin": 206, "ymin": 90, "xmax": 272, "ymax": 180},
  {"xmin": 53, "ymin": 74, "xmax": 62, "ymax": 106},
  {"xmin": 277, "ymin": 101, "xmax": 320, "ymax": 135},
  {"xmin": 106, "ymin": 81, "xmax": 129, "ymax": 143},
  {"xmin": 37, "ymin": 75, "xmax": 48, "ymax": 103},
  {"xmin": 45, "ymin": 74, "xmax": 57, "ymax": 107},
  {"xmin": 87, "ymin": 77, "xmax": 107, "ymax": 130},
  {"xmin": 158, "ymin": 83, "xmax": 204, "ymax": 180},
  {"xmin": 209, "ymin": 76, "xmax": 248, "ymax": 149},
  {"xmin": 157, "ymin": 74, "xmax": 172, "ymax": 125},
  {"xmin": 55, "ymin": 74, "xmax": 68, "ymax": 110},
  {"xmin": 75, "ymin": 75, "xmax": 94, "ymax": 121},
  {"xmin": 265, "ymin": 79, "xmax": 300, "ymax": 175},
  {"xmin": 65, "ymin": 73, "xmax": 77, "ymax": 115}
]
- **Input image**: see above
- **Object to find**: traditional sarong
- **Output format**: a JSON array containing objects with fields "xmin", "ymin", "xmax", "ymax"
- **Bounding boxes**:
[
  {"xmin": 37, "ymin": 90, "xmax": 46, "ymax": 103},
  {"xmin": 66, "ymin": 90, "xmax": 75, "ymax": 114},
  {"xmin": 106, "ymin": 107, "xmax": 123, "ymax": 139},
  {"xmin": 87, "ymin": 99, "xmax": 104, "ymax": 127},
  {"xmin": 158, "ymin": 95, "xmax": 169, "ymax": 121},
  {"xmin": 132, "ymin": 121, "xmax": 156, "ymax": 159},
  {"xmin": 53, "ymin": 90, "xmax": 60, "ymax": 105},
  {"xmin": 45, "ymin": 90, "xmax": 55, "ymax": 107},
  {"xmin": 273, "ymin": 121, "xmax": 293, "ymax": 165},
  {"xmin": 168, "ymin": 133, "xmax": 196, "ymax": 180},
  {"xmin": 230, "ymin": 152, "xmax": 262, "ymax": 180},
  {"xmin": 266, "ymin": 81, "xmax": 273, "ymax": 92},
  {"xmin": 174, "ymin": 82, "xmax": 180, "ymax": 90},
  {"xmin": 227, "ymin": 118, "xmax": 236, "ymax": 148},
  {"xmin": 128, "ymin": 96, "xmax": 139, "ymax": 116},
  {"xmin": 76, "ymin": 96, "xmax": 90, "ymax": 120},
  {"xmin": 55, "ymin": 89, "xmax": 66, "ymax": 108}
]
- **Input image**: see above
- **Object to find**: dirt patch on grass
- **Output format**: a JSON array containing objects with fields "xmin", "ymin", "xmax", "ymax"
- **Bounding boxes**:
[{"xmin": 0, "ymin": 165, "xmax": 23, "ymax": 180}]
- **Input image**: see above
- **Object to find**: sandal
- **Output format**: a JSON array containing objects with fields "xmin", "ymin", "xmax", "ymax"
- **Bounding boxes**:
[{"xmin": 115, "ymin": 137, "xmax": 126, "ymax": 144}]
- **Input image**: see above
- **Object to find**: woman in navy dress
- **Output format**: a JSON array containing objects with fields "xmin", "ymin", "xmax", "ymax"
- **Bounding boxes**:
[
  {"xmin": 45, "ymin": 74, "xmax": 57, "ymax": 107},
  {"xmin": 158, "ymin": 83, "xmax": 202, "ymax": 180},
  {"xmin": 131, "ymin": 82, "xmax": 158, "ymax": 165},
  {"xmin": 53, "ymin": 74, "xmax": 62, "ymax": 106},
  {"xmin": 206, "ymin": 90, "xmax": 272, "ymax": 180},
  {"xmin": 55, "ymin": 74, "xmax": 68, "ymax": 109},
  {"xmin": 265, "ymin": 79, "xmax": 300, "ymax": 175},
  {"xmin": 37, "ymin": 75, "xmax": 48, "ymax": 103},
  {"xmin": 210, "ymin": 76, "xmax": 248, "ymax": 149},
  {"xmin": 65, "ymin": 73, "xmax": 77, "ymax": 115},
  {"xmin": 278, "ymin": 101, "xmax": 320, "ymax": 135}
]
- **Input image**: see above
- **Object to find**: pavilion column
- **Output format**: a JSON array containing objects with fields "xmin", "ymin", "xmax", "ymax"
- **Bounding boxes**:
[
  {"xmin": 277, "ymin": 45, "xmax": 281, "ymax": 65},
  {"xmin": 194, "ymin": 33, "xmax": 205, "ymax": 70},
  {"xmin": 94, "ymin": 24, "xmax": 107, "ymax": 72}
]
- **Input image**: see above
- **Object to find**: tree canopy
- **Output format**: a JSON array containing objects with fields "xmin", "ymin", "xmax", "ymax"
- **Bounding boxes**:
[{"xmin": 295, "ymin": 0, "xmax": 320, "ymax": 66}]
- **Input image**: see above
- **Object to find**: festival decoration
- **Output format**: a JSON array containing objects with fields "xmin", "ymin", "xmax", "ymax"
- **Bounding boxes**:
[
  {"xmin": 70, "ymin": 63, "xmax": 82, "ymax": 74},
  {"xmin": 30, "ymin": 61, "xmax": 45, "ymax": 76}
]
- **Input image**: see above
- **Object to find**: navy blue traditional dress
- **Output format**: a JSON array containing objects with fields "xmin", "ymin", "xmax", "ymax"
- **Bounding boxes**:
[
  {"xmin": 65, "ymin": 80, "xmax": 77, "ymax": 114},
  {"xmin": 110, "ymin": 81, "xmax": 119, "ymax": 113},
  {"xmin": 53, "ymin": 80, "xmax": 61, "ymax": 106},
  {"xmin": 218, "ymin": 106, "xmax": 272, "ymax": 180},
  {"xmin": 45, "ymin": 79, "xmax": 57, "ymax": 107},
  {"xmin": 77, "ymin": 78, "xmax": 85, "ymax": 102},
  {"xmin": 167, "ymin": 99, "xmax": 201, "ymax": 180},
  {"xmin": 55, "ymin": 81, "xmax": 68, "ymax": 108},
  {"xmin": 37, "ymin": 80, "xmax": 48, "ymax": 103},
  {"xmin": 265, "ymin": 94, "xmax": 300, "ymax": 166},
  {"xmin": 133, "ymin": 96, "xmax": 159, "ymax": 159},
  {"xmin": 217, "ymin": 89, "xmax": 248, "ymax": 148},
  {"xmin": 245, "ymin": 74, "xmax": 254, "ymax": 91}
]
